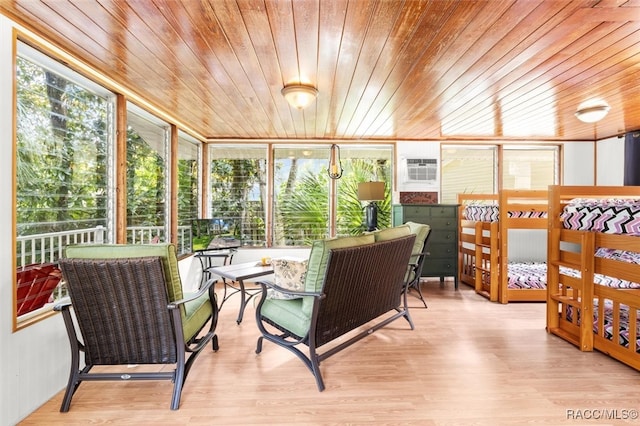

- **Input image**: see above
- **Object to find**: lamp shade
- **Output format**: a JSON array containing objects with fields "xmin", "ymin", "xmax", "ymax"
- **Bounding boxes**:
[
  {"xmin": 575, "ymin": 103, "xmax": 610, "ymax": 123},
  {"xmin": 281, "ymin": 84, "xmax": 318, "ymax": 109},
  {"xmin": 358, "ymin": 181, "xmax": 385, "ymax": 201}
]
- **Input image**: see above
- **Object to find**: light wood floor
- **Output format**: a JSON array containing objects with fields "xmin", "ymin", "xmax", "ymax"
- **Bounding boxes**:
[{"xmin": 21, "ymin": 281, "xmax": 640, "ymax": 425}]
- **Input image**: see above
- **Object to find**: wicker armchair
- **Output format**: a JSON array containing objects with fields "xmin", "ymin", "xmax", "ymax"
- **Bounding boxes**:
[{"xmin": 55, "ymin": 243, "xmax": 218, "ymax": 411}]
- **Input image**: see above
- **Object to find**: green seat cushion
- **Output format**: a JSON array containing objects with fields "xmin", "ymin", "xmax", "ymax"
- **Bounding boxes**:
[
  {"xmin": 372, "ymin": 224, "xmax": 410, "ymax": 241},
  {"xmin": 183, "ymin": 291, "xmax": 215, "ymax": 341},
  {"xmin": 302, "ymin": 234, "xmax": 375, "ymax": 314},
  {"xmin": 259, "ymin": 298, "xmax": 310, "ymax": 339}
]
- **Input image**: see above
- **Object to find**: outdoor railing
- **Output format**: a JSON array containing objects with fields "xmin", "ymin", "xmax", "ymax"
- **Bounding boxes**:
[{"xmin": 16, "ymin": 226, "xmax": 107, "ymax": 268}]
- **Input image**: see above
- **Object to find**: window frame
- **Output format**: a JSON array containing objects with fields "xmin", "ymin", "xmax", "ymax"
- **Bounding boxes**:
[
  {"xmin": 440, "ymin": 143, "xmax": 561, "ymax": 203},
  {"xmin": 14, "ymin": 41, "xmax": 117, "ymax": 330}
]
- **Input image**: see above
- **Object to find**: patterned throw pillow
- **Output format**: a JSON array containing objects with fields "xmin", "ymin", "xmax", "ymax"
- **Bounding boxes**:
[{"xmin": 267, "ymin": 257, "xmax": 308, "ymax": 300}]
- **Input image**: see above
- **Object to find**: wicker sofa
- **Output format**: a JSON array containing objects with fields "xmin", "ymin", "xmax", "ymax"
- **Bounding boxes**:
[{"xmin": 254, "ymin": 223, "xmax": 429, "ymax": 391}]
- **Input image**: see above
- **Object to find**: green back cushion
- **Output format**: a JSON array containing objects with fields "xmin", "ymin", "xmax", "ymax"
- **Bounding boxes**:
[
  {"xmin": 405, "ymin": 221, "xmax": 431, "ymax": 255},
  {"xmin": 301, "ymin": 234, "xmax": 375, "ymax": 314},
  {"xmin": 64, "ymin": 243, "xmax": 183, "ymax": 302},
  {"xmin": 372, "ymin": 224, "xmax": 410, "ymax": 241}
]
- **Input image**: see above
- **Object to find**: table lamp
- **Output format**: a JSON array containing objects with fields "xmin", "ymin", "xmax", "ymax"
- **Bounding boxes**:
[{"xmin": 358, "ymin": 181, "xmax": 385, "ymax": 231}]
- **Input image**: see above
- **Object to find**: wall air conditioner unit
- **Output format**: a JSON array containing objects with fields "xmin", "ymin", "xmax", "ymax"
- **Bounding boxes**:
[{"xmin": 405, "ymin": 158, "xmax": 437, "ymax": 183}]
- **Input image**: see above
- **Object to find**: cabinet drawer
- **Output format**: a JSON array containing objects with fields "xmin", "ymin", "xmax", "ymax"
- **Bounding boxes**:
[
  {"xmin": 427, "ymin": 218, "xmax": 457, "ymax": 230},
  {"xmin": 426, "ymin": 242, "xmax": 456, "ymax": 257},
  {"xmin": 428, "ymin": 206, "xmax": 457, "ymax": 218},
  {"xmin": 422, "ymin": 259, "xmax": 456, "ymax": 276},
  {"xmin": 428, "ymin": 231, "xmax": 457, "ymax": 245},
  {"xmin": 402, "ymin": 206, "xmax": 426, "ymax": 219}
]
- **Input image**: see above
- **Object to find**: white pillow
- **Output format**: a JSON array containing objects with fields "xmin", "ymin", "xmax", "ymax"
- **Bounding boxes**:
[{"xmin": 267, "ymin": 257, "xmax": 308, "ymax": 300}]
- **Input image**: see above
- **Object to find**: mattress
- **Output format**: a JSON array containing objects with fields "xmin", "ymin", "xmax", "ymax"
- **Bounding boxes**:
[
  {"xmin": 507, "ymin": 262, "xmax": 547, "ymax": 290},
  {"xmin": 559, "ymin": 251, "xmax": 640, "ymax": 289},
  {"xmin": 561, "ymin": 198, "xmax": 640, "ymax": 235},
  {"xmin": 463, "ymin": 204, "xmax": 546, "ymax": 222}
]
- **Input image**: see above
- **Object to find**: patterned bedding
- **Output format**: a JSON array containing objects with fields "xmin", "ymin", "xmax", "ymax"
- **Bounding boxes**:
[
  {"xmin": 595, "ymin": 300, "xmax": 640, "ymax": 353},
  {"xmin": 506, "ymin": 247, "xmax": 640, "ymax": 291},
  {"xmin": 566, "ymin": 299, "xmax": 640, "ymax": 354},
  {"xmin": 463, "ymin": 204, "xmax": 546, "ymax": 222},
  {"xmin": 561, "ymin": 242, "xmax": 640, "ymax": 353},
  {"xmin": 559, "ymin": 248, "xmax": 640, "ymax": 289},
  {"xmin": 507, "ymin": 262, "xmax": 547, "ymax": 289},
  {"xmin": 561, "ymin": 198, "xmax": 640, "ymax": 235}
]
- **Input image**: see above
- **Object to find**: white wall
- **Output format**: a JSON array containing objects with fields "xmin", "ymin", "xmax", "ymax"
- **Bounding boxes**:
[
  {"xmin": 563, "ymin": 141, "xmax": 595, "ymax": 185},
  {"xmin": 596, "ymin": 136, "xmax": 625, "ymax": 185}
]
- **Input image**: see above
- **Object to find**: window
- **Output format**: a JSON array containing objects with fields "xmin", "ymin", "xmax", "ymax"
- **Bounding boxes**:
[
  {"xmin": 209, "ymin": 144, "xmax": 393, "ymax": 247},
  {"xmin": 15, "ymin": 43, "xmax": 114, "ymax": 326},
  {"xmin": 209, "ymin": 145, "xmax": 267, "ymax": 247},
  {"xmin": 441, "ymin": 146, "xmax": 497, "ymax": 203},
  {"xmin": 126, "ymin": 104, "xmax": 169, "ymax": 244},
  {"xmin": 177, "ymin": 133, "xmax": 201, "ymax": 255},
  {"xmin": 335, "ymin": 146, "xmax": 393, "ymax": 237},
  {"xmin": 441, "ymin": 144, "xmax": 559, "ymax": 203},
  {"xmin": 273, "ymin": 145, "xmax": 393, "ymax": 245},
  {"xmin": 502, "ymin": 147, "xmax": 558, "ymax": 190},
  {"xmin": 273, "ymin": 146, "xmax": 329, "ymax": 245}
]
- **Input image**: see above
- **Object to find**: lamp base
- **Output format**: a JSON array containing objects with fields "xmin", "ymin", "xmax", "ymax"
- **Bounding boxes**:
[{"xmin": 364, "ymin": 202, "xmax": 378, "ymax": 232}]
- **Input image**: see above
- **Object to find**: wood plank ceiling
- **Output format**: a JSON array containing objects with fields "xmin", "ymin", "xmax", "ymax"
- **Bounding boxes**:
[{"xmin": 2, "ymin": 0, "xmax": 640, "ymax": 143}]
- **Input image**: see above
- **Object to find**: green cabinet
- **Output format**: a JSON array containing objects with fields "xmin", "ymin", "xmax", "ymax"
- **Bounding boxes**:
[{"xmin": 392, "ymin": 204, "xmax": 459, "ymax": 289}]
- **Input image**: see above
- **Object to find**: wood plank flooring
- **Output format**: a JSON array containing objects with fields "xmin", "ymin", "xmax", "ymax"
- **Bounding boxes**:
[{"xmin": 20, "ymin": 281, "xmax": 640, "ymax": 425}]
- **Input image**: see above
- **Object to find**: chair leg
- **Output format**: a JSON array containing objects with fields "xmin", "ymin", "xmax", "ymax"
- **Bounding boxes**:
[
  {"xmin": 211, "ymin": 334, "xmax": 219, "ymax": 351},
  {"xmin": 170, "ymin": 358, "xmax": 185, "ymax": 410},
  {"xmin": 410, "ymin": 280, "xmax": 428, "ymax": 308},
  {"xmin": 59, "ymin": 309, "xmax": 83, "ymax": 412},
  {"xmin": 309, "ymin": 348, "xmax": 325, "ymax": 391},
  {"xmin": 59, "ymin": 365, "xmax": 81, "ymax": 412}
]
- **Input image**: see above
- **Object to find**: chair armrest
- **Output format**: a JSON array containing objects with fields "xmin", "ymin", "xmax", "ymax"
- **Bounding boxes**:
[
  {"xmin": 53, "ymin": 300, "xmax": 72, "ymax": 312},
  {"xmin": 408, "ymin": 249, "xmax": 428, "ymax": 265},
  {"xmin": 257, "ymin": 278, "xmax": 324, "ymax": 299},
  {"xmin": 168, "ymin": 277, "xmax": 216, "ymax": 309}
]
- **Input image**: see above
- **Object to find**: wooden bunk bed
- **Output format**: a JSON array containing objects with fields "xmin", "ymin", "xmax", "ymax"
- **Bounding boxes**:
[
  {"xmin": 458, "ymin": 194, "xmax": 499, "ymax": 301},
  {"xmin": 457, "ymin": 190, "xmax": 548, "ymax": 303},
  {"xmin": 546, "ymin": 185, "xmax": 640, "ymax": 371}
]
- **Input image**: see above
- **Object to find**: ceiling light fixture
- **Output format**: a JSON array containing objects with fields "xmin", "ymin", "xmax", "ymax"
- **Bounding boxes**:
[
  {"xmin": 575, "ymin": 102, "xmax": 610, "ymax": 123},
  {"xmin": 281, "ymin": 84, "xmax": 318, "ymax": 109}
]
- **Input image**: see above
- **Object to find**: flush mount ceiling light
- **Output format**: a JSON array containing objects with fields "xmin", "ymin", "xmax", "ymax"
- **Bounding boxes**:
[
  {"xmin": 281, "ymin": 84, "xmax": 318, "ymax": 109},
  {"xmin": 575, "ymin": 102, "xmax": 611, "ymax": 123}
]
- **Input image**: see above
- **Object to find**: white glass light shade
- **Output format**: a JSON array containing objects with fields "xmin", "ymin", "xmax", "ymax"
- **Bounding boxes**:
[
  {"xmin": 575, "ymin": 104, "xmax": 610, "ymax": 123},
  {"xmin": 281, "ymin": 84, "xmax": 318, "ymax": 109}
]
